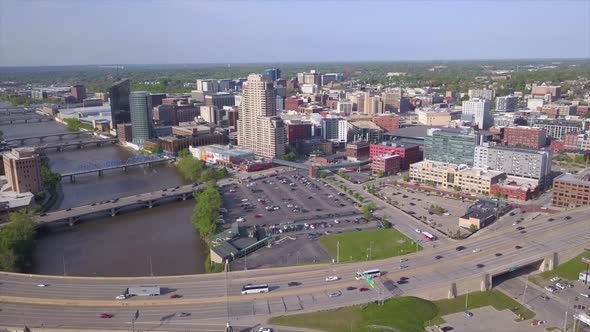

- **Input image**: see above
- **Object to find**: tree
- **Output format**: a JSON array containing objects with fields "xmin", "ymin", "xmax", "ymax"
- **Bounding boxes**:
[
  {"xmin": 40, "ymin": 164, "xmax": 60, "ymax": 188},
  {"xmin": 191, "ymin": 184, "xmax": 222, "ymax": 240},
  {"xmin": 176, "ymin": 153, "xmax": 206, "ymax": 182},
  {"xmin": 0, "ymin": 209, "xmax": 36, "ymax": 272},
  {"xmin": 380, "ymin": 218, "xmax": 391, "ymax": 229},
  {"xmin": 402, "ymin": 175, "xmax": 411, "ymax": 182},
  {"xmin": 376, "ymin": 170, "xmax": 384, "ymax": 178},
  {"xmin": 468, "ymin": 224, "xmax": 478, "ymax": 233},
  {"xmin": 146, "ymin": 144, "xmax": 163, "ymax": 154},
  {"xmin": 363, "ymin": 203, "xmax": 376, "ymax": 220},
  {"xmin": 63, "ymin": 118, "xmax": 93, "ymax": 131},
  {"xmin": 281, "ymin": 151, "xmax": 296, "ymax": 161}
]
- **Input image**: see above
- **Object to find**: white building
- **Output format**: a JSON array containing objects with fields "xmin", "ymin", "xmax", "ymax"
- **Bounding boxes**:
[
  {"xmin": 301, "ymin": 84, "xmax": 318, "ymax": 94},
  {"xmin": 337, "ymin": 100, "xmax": 353, "ymax": 115},
  {"xmin": 527, "ymin": 98, "xmax": 545, "ymax": 110},
  {"xmin": 468, "ymin": 89, "xmax": 495, "ymax": 101},
  {"xmin": 462, "ymin": 98, "xmax": 493, "ymax": 129}
]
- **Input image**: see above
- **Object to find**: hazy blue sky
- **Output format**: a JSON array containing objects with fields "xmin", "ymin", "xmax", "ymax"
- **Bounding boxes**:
[{"xmin": 1, "ymin": 0, "xmax": 589, "ymax": 66}]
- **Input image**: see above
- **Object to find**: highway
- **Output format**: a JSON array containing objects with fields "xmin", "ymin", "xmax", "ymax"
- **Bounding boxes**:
[{"xmin": 1, "ymin": 206, "xmax": 589, "ymax": 330}]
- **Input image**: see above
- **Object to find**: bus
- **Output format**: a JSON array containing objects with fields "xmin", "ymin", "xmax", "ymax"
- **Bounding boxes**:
[
  {"xmin": 422, "ymin": 231, "xmax": 436, "ymax": 241},
  {"xmin": 355, "ymin": 269, "xmax": 381, "ymax": 280},
  {"xmin": 241, "ymin": 284, "xmax": 269, "ymax": 295}
]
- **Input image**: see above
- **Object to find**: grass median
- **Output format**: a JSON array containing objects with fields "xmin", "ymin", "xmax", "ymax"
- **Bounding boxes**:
[
  {"xmin": 270, "ymin": 291, "xmax": 535, "ymax": 332},
  {"xmin": 319, "ymin": 228, "xmax": 421, "ymax": 262}
]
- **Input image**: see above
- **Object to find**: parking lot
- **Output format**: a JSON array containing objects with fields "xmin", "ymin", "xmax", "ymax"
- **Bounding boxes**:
[
  {"xmin": 220, "ymin": 171, "xmax": 379, "ymax": 269},
  {"xmin": 375, "ymin": 184, "xmax": 473, "ymax": 236}
]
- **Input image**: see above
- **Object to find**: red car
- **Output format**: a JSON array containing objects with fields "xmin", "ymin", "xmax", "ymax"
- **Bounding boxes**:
[
  {"xmin": 100, "ymin": 313, "xmax": 112, "ymax": 319},
  {"xmin": 359, "ymin": 288, "xmax": 369, "ymax": 292},
  {"xmin": 260, "ymin": 201, "xmax": 267, "ymax": 205},
  {"xmin": 255, "ymin": 214, "xmax": 263, "ymax": 218},
  {"xmin": 170, "ymin": 294, "xmax": 182, "ymax": 298}
]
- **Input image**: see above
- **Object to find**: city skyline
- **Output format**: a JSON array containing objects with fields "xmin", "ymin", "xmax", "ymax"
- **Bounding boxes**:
[{"xmin": 1, "ymin": 0, "xmax": 589, "ymax": 66}]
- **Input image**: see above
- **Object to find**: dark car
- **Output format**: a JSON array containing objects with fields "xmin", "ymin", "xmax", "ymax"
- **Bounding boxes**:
[
  {"xmin": 476, "ymin": 263, "xmax": 485, "ymax": 268},
  {"xmin": 346, "ymin": 286, "xmax": 357, "ymax": 291},
  {"xmin": 455, "ymin": 246, "xmax": 466, "ymax": 251},
  {"xmin": 515, "ymin": 245, "xmax": 523, "ymax": 250},
  {"xmin": 516, "ymin": 226, "xmax": 525, "ymax": 231},
  {"xmin": 548, "ymin": 218, "xmax": 554, "ymax": 222},
  {"xmin": 434, "ymin": 255, "xmax": 443, "ymax": 260},
  {"xmin": 288, "ymin": 281, "xmax": 301, "ymax": 287},
  {"xmin": 170, "ymin": 294, "xmax": 182, "ymax": 298},
  {"xmin": 565, "ymin": 216, "xmax": 572, "ymax": 220},
  {"xmin": 495, "ymin": 253, "xmax": 503, "ymax": 257},
  {"xmin": 359, "ymin": 287, "xmax": 369, "ymax": 292}
]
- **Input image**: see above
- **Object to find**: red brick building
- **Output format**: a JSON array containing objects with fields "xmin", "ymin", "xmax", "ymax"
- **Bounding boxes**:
[
  {"xmin": 372, "ymin": 114, "xmax": 400, "ymax": 132},
  {"xmin": 285, "ymin": 97, "xmax": 304, "ymax": 111},
  {"xmin": 345, "ymin": 141, "xmax": 370, "ymax": 161},
  {"xmin": 550, "ymin": 140, "xmax": 565, "ymax": 153},
  {"xmin": 286, "ymin": 122, "xmax": 312, "ymax": 145},
  {"xmin": 369, "ymin": 142, "xmax": 422, "ymax": 170},
  {"xmin": 564, "ymin": 133, "xmax": 582, "ymax": 149},
  {"xmin": 371, "ymin": 154, "xmax": 400, "ymax": 175},
  {"xmin": 116, "ymin": 124, "xmax": 133, "ymax": 143},
  {"xmin": 490, "ymin": 181, "xmax": 538, "ymax": 201},
  {"xmin": 577, "ymin": 106, "xmax": 589, "ymax": 117},
  {"xmin": 502, "ymin": 127, "xmax": 547, "ymax": 149},
  {"xmin": 70, "ymin": 85, "xmax": 86, "ymax": 102}
]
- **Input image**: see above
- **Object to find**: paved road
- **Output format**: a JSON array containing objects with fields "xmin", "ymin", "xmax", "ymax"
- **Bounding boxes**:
[{"xmin": 1, "ymin": 206, "xmax": 589, "ymax": 330}]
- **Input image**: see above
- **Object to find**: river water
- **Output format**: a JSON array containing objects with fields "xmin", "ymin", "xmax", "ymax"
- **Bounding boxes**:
[{"xmin": 0, "ymin": 103, "xmax": 206, "ymax": 276}]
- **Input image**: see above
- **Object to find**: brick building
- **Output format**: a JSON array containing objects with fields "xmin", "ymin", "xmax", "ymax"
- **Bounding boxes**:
[
  {"xmin": 286, "ymin": 122, "xmax": 312, "ymax": 145},
  {"xmin": 3, "ymin": 147, "xmax": 42, "ymax": 194},
  {"xmin": 552, "ymin": 174, "xmax": 590, "ymax": 207},
  {"xmin": 116, "ymin": 124, "xmax": 133, "ymax": 143},
  {"xmin": 490, "ymin": 178, "xmax": 538, "ymax": 201},
  {"xmin": 372, "ymin": 114, "xmax": 400, "ymax": 132},
  {"xmin": 370, "ymin": 142, "xmax": 422, "ymax": 170},
  {"xmin": 345, "ymin": 141, "xmax": 370, "ymax": 161},
  {"xmin": 285, "ymin": 97, "xmax": 304, "ymax": 111},
  {"xmin": 371, "ymin": 154, "xmax": 400, "ymax": 175},
  {"xmin": 502, "ymin": 127, "xmax": 546, "ymax": 149}
]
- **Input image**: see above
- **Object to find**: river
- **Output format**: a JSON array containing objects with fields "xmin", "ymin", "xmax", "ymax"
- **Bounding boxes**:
[{"xmin": 0, "ymin": 105, "xmax": 207, "ymax": 276}]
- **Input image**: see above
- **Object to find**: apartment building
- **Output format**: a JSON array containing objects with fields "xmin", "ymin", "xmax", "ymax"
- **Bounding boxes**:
[{"xmin": 552, "ymin": 174, "xmax": 590, "ymax": 207}]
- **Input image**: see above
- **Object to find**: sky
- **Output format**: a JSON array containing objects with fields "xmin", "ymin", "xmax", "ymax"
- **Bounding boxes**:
[{"xmin": 1, "ymin": 0, "xmax": 589, "ymax": 66}]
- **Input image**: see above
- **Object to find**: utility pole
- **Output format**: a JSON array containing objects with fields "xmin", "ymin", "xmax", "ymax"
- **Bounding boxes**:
[
  {"xmin": 62, "ymin": 255, "xmax": 67, "ymax": 276},
  {"xmin": 522, "ymin": 276, "xmax": 528, "ymax": 307},
  {"xmin": 148, "ymin": 256, "xmax": 153, "ymax": 277},
  {"xmin": 563, "ymin": 298, "xmax": 570, "ymax": 331},
  {"xmin": 465, "ymin": 288, "xmax": 469, "ymax": 311},
  {"xmin": 336, "ymin": 240, "xmax": 340, "ymax": 264}
]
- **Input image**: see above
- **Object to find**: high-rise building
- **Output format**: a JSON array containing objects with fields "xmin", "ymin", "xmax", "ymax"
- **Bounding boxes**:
[
  {"xmin": 369, "ymin": 142, "xmax": 422, "ymax": 170},
  {"xmin": 503, "ymin": 127, "xmax": 546, "ymax": 149},
  {"xmin": 129, "ymin": 91, "xmax": 154, "ymax": 145},
  {"xmin": 110, "ymin": 79, "xmax": 131, "ymax": 129},
  {"xmin": 116, "ymin": 123, "xmax": 133, "ymax": 143},
  {"xmin": 424, "ymin": 128, "xmax": 478, "ymax": 166},
  {"xmin": 321, "ymin": 118, "xmax": 348, "ymax": 143},
  {"xmin": 337, "ymin": 100, "xmax": 353, "ymax": 115},
  {"xmin": 286, "ymin": 122, "xmax": 312, "ymax": 145},
  {"xmin": 71, "ymin": 84, "xmax": 87, "ymax": 102},
  {"xmin": 150, "ymin": 93, "xmax": 167, "ymax": 107},
  {"xmin": 531, "ymin": 118, "xmax": 586, "ymax": 140},
  {"xmin": 382, "ymin": 90, "xmax": 401, "ymax": 112},
  {"xmin": 496, "ymin": 95, "xmax": 519, "ymax": 112},
  {"xmin": 262, "ymin": 68, "xmax": 281, "ymax": 81},
  {"xmin": 205, "ymin": 92, "xmax": 235, "ymax": 109},
  {"xmin": 3, "ymin": 147, "xmax": 42, "ymax": 194},
  {"xmin": 475, "ymin": 145, "xmax": 552, "ymax": 187},
  {"xmin": 237, "ymin": 74, "xmax": 286, "ymax": 158},
  {"xmin": 531, "ymin": 85, "xmax": 561, "ymax": 102},
  {"xmin": 468, "ymin": 89, "xmax": 495, "ymax": 101},
  {"xmin": 196, "ymin": 79, "xmax": 219, "ymax": 92},
  {"xmin": 462, "ymin": 98, "xmax": 493, "ymax": 129}
]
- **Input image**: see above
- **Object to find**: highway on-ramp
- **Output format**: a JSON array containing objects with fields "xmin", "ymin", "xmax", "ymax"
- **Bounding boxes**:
[{"xmin": 1, "ymin": 207, "xmax": 589, "ymax": 330}]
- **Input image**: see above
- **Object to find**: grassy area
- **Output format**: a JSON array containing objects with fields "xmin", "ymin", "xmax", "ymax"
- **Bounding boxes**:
[
  {"xmin": 320, "ymin": 228, "xmax": 421, "ymax": 262},
  {"xmin": 432, "ymin": 290, "xmax": 535, "ymax": 324},
  {"xmin": 530, "ymin": 250, "xmax": 590, "ymax": 286},
  {"xmin": 270, "ymin": 296, "xmax": 438, "ymax": 332},
  {"xmin": 270, "ymin": 291, "xmax": 535, "ymax": 332}
]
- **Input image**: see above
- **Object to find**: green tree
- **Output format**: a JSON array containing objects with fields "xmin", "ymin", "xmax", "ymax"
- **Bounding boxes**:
[
  {"xmin": 376, "ymin": 170, "xmax": 384, "ymax": 178},
  {"xmin": 146, "ymin": 144, "xmax": 163, "ymax": 154},
  {"xmin": 63, "ymin": 118, "xmax": 93, "ymax": 131},
  {"xmin": 402, "ymin": 175, "xmax": 411, "ymax": 182},
  {"xmin": 0, "ymin": 209, "xmax": 36, "ymax": 272},
  {"xmin": 176, "ymin": 154, "xmax": 206, "ymax": 182},
  {"xmin": 281, "ymin": 151, "xmax": 296, "ymax": 161},
  {"xmin": 468, "ymin": 224, "xmax": 478, "ymax": 233},
  {"xmin": 40, "ymin": 164, "xmax": 60, "ymax": 188},
  {"xmin": 191, "ymin": 184, "xmax": 222, "ymax": 239},
  {"xmin": 363, "ymin": 203, "xmax": 376, "ymax": 220}
]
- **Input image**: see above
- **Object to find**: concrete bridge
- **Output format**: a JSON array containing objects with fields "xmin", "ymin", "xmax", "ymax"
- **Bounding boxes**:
[
  {"xmin": 36, "ymin": 183, "xmax": 204, "ymax": 226},
  {"xmin": 0, "ymin": 117, "xmax": 53, "ymax": 125},
  {"xmin": 60, "ymin": 156, "xmax": 176, "ymax": 182},
  {"xmin": 32, "ymin": 138, "xmax": 119, "ymax": 152},
  {"xmin": 271, "ymin": 158, "xmax": 372, "ymax": 177},
  {"xmin": 5, "ymin": 131, "xmax": 93, "ymax": 146},
  {"xmin": 0, "ymin": 107, "xmax": 37, "ymax": 115}
]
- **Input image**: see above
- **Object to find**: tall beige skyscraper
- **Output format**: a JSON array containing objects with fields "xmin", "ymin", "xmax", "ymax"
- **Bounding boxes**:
[{"xmin": 237, "ymin": 74, "xmax": 286, "ymax": 158}]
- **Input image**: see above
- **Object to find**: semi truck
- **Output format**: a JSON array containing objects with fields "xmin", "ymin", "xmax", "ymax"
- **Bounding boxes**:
[{"xmin": 125, "ymin": 285, "xmax": 161, "ymax": 297}]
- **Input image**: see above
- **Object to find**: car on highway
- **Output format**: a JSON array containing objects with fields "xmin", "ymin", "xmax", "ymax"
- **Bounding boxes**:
[
  {"xmin": 288, "ymin": 282, "xmax": 301, "ymax": 287},
  {"xmin": 472, "ymin": 248, "xmax": 481, "ymax": 253},
  {"xmin": 399, "ymin": 265, "xmax": 408, "ymax": 269},
  {"xmin": 400, "ymin": 258, "xmax": 408, "ymax": 263},
  {"xmin": 176, "ymin": 312, "xmax": 191, "ymax": 317},
  {"xmin": 580, "ymin": 293, "xmax": 589, "ymax": 298},
  {"xmin": 515, "ymin": 245, "xmax": 523, "ymax": 250},
  {"xmin": 359, "ymin": 287, "xmax": 369, "ymax": 292},
  {"xmin": 346, "ymin": 286, "xmax": 357, "ymax": 291},
  {"xmin": 495, "ymin": 253, "xmax": 503, "ymax": 257},
  {"xmin": 255, "ymin": 214, "xmax": 263, "ymax": 218},
  {"xmin": 455, "ymin": 246, "xmax": 466, "ymax": 251},
  {"xmin": 37, "ymin": 284, "xmax": 48, "ymax": 287},
  {"xmin": 100, "ymin": 313, "xmax": 113, "ymax": 319},
  {"xmin": 464, "ymin": 311, "xmax": 473, "ymax": 318},
  {"xmin": 565, "ymin": 216, "xmax": 572, "ymax": 220},
  {"xmin": 325, "ymin": 276, "xmax": 339, "ymax": 282},
  {"xmin": 516, "ymin": 226, "xmax": 525, "ymax": 231},
  {"xmin": 115, "ymin": 294, "xmax": 127, "ymax": 300},
  {"xmin": 259, "ymin": 328, "xmax": 273, "ymax": 332},
  {"xmin": 415, "ymin": 229, "xmax": 421, "ymax": 233},
  {"xmin": 434, "ymin": 255, "xmax": 443, "ymax": 260},
  {"xmin": 328, "ymin": 291, "xmax": 341, "ymax": 298},
  {"xmin": 170, "ymin": 294, "xmax": 182, "ymax": 298},
  {"xmin": 476, "ymin": 264, "xmax": 485, "ymax": 268}
]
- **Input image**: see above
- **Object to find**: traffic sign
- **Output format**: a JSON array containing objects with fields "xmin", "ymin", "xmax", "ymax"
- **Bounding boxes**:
[
  {"xmin": 365, "ymin": 275, "xmax": 376, "ymax": 288},
  {"xmin": 582, "ymin": 257, "xmax": 590, "ymax": 265}
]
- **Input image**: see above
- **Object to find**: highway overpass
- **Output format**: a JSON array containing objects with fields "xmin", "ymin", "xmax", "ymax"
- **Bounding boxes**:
[{"xmin": 0, "ymin": 206, "xmax": 588, "ymax": 330}]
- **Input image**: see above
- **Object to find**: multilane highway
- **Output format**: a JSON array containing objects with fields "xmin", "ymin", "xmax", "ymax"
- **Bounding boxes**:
[{"xmin": 0, "ymin": 206, "xmax": 589, "ymax": 330}]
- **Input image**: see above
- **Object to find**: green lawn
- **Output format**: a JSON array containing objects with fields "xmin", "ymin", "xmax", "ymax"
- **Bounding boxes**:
[
  {"xmin": 269, "ymin": 296, "xmax": 438, "ymax": 332},
  {"xmin": 269, "ymin": 291, "xmax": 535, "ymax": 332},
  {"xmin": 530, "ymin": 250, "xmax": 590, "ymax": 286},
  {"xmin": 320, "ymin": 228, "xmax": 421, "ymax": 262},
  {"xmin": 432, "ymin": 290, "xmax": 535, "ymax": 324}
]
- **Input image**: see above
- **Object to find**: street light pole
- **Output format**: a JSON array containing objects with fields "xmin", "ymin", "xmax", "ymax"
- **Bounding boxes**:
[
  {"xmin": 522, "ymin": 275, "xmax": 528, "ymax": 307},
  {"xmin": 336, "ymin": 240, "xmax": 340, "ymax": 264},
  {"xmin": 563, "ymin": 297, "xmax": 570, "ymax": 331},
  {"xmin": 148, "ymin": 256, "xmax": 153, "ymax": 277}
]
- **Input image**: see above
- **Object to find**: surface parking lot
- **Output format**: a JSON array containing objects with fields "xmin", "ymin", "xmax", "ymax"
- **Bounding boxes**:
[
  {"xmin": 377, "ymin": 184, "xmax": 472, "ymax": 235},
  {"xmin": 220, "ymin": 171, "xmax": 379, "ymax": 269}
]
